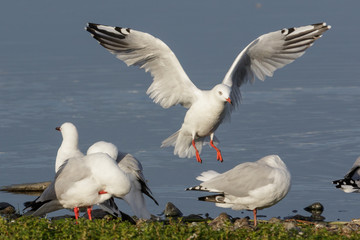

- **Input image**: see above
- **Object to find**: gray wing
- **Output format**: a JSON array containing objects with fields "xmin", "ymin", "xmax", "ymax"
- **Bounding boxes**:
[
  {"xmin": 222, "ymin": 23, "xmax": 331, "ymax": 109},
  {"xmin": 54, "ymin": 158, "xmax": 91, "ymax": 197},
  {"xmin": 86, "ymin": 23, "xmax": 202, "ymax": 109},
  {"xmin": 23, "ymin": 161, "xmax": 68, "ymax": 215},
  {"xmin": 346, "ymin": 156, "xmax": 360, "ymax": 180},
  {"xmin": 117, "ymin": 152, "xmax": 158, "ymax": 205},
  {"xmin": 200, "ymin": 162, "xmax": 275, "ymax": 198}
]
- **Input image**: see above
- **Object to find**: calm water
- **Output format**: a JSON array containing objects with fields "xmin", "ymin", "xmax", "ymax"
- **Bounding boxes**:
[{"xmin": 1, "ymin": 1, "xmax": 360, "ymax": 221}]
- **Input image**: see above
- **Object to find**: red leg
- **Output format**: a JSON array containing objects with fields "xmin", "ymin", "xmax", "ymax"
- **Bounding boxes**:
[
  {"xmin": 253, "ymin": 209, "xmax": 257, "ymax": 227},
  {"xmin": 192, "ymin": 140, "xmax": 202, "ymax": 163},
  {"xmin": 74, "ymin": 207, "xmax": 80, "ymax": 224},
  {"xmin": 98, "ymin": 190, "xmax": 108, "ymax": 194},
  {"xmin": 210, "ymin": 140, "xmax": 223, "ymax": 162},
  {"xmin": 87, "ymin": 206, "xmax": 92, "ymax": 220}
]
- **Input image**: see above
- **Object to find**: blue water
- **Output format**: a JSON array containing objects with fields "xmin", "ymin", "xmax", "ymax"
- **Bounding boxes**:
[{"xmin": 1, "ymin": 0, "xmax": 360, "ymax": 221}]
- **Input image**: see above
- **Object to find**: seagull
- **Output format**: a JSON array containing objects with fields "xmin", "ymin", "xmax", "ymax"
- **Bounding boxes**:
[
  {"xmin": 55, "ymin": 122, "xmax": 157, "ymax": 219},
  {"xmin": 86, "ymin": 23, "xmax": 330, "ymax": 163},
  {"xmin": 87, "ymin": 141, "xmax": 159, "ymax": 219},
  {"xmin": 24, "ymin": 152, "xmax": 131, "ymax": 223},
  {"xmin": 55, "ymin": 122, "xmax": 84, "ymax": 172},
  {"xmin": 186, "ymin": 155, "xmax": 291, "ymax": 226},
  {"xmin": 333, "ymin": 156, "xmax": 360, "ymax": 193}
]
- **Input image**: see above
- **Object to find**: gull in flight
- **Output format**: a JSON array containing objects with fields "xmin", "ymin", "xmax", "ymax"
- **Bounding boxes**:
[
  {"xmin": 333, "ymin": 156, "xmax": 360, "ymax": 193},
  {"xmin": 186, "ymin": 155, "xmax": 291, "ymax": 226},
  {"xmin": 86, "ymin": 23, "xmax": 330, "ymax": 163}
]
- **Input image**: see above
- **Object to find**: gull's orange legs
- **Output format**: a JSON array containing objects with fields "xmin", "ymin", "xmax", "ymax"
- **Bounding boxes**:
[
  {"xmin": 87, "ymin": 206, "xmax": 92, "ymax": 220},
  {"xmin": 192, "ymin": 140, "xmax": 202, "ymax": 163},
  {"xmin": 74, "ymin": 207, "xmax": 80, "ymax": 224},
  {"xmin": 253, "ymin": 209, "xmax": 258, "ymax": 227},
  {"xmin": 210, "ymin": 140, "xmax": 223, "ymax": 162}
]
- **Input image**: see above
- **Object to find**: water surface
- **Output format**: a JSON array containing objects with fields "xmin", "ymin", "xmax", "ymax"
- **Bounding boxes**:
[{"xmin": 1, "ymin": 1, "xmax": 360, "ymax": 221}]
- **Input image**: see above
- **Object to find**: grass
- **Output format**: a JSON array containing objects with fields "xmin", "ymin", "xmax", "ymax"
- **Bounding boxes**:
[{"xmin": 1, "ymin": 216, "xmax": 360, "ymax": 239}]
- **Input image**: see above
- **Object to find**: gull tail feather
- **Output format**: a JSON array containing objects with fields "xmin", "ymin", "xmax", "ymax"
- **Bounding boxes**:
[{"xmin": 161, "ymin": 130, "xmax": 209, "ymax": 158}]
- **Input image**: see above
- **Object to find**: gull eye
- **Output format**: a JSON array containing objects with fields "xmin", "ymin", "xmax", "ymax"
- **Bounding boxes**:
[{"xmin": 218, "ymin": 91, "xmax": 223, "ymax": 96}]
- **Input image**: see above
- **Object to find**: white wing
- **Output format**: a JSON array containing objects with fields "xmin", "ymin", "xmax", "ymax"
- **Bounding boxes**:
[
  {"xmin": 222, "ymin": 23, "xmax": 331, "ymax": 107},
  {"xmin": 86, "ymin": 23, "xmax": 202, "ymax": 109}
]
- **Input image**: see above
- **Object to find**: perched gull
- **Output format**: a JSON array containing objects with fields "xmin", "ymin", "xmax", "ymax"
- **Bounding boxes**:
[
  {"xmin": 87, "ymin": 141, "xmax": 159, "ymax": 219},
  {"xmin": 86, "ymin": 23, "xmax": 331, "ymax": 163},
  {"xmin": 186, "ymin": 155, "xmax": 291, "ymax": 226},
  {"xmin": 55, "ymin": 122, "xmax": 84, "ymax": 172},
  {"xmin": 333, "ymin": 156, "xmax": 360, "ymax": 193},
  {"xmin": 24, "ymin": 152, "xmax": 131, "ymax": 223}
]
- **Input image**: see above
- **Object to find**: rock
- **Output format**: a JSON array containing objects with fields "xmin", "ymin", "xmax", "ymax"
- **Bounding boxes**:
[
  {"xmin": 233, "ymin": 218, "xmax": 250, "ymax": 229},
  {"xmin": 1, "ymin": 181, "xmax": 51, "ymax": 195},
  {"xmin": 342, "ymin": 225, "xmax": 354, "ymax": 235},
  {"xmin": 304, "ymin": 202, "xmax": 324, "ymax": 213},
  {"xmin": 209, "ymin": 213, "xmax": 232, "ymax": 230},
  {"xmin": 314, "ymin": 222, "xmax": 327, "ymax": 229},
  {"xmin": 164, "ymin": 202, "xmax": 183, "ymax": 217},
  {"xmin": 0, "ymin": 202, "xmax": 15, "ymax": 214}
]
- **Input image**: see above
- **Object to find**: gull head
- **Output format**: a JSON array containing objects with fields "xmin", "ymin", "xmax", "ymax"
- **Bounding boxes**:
[
  {"xmin": 56, "ymin": 122, "xmax": 79, "ymax": 140},
  {"xmin": 213, "ymin": 84, "xmax": 232, "ymax": 105},
  {"xmin": 87, "ymin": 141, "xmax": 119, "ymax": 160}
]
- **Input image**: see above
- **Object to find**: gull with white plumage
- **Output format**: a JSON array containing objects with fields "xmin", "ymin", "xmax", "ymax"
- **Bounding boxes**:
[
  {"xmin": 86, "ymin": 22, "xmax": 330, "ymax": 163},
  {"xmin": 186, "ymin": 155, "xmax": 291, "ymax": 226}
]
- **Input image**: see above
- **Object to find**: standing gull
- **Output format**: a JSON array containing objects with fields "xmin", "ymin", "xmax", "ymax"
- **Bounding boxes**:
[
  {"xmin": 87, "ymin": 141, "xmax": 159, "ymax": 219},
  {"xmin": 55, "ymin": 123, "xmax": 157, "ymax": 219},
  {"xmin": 186, "ymin": 155, "xmax": 291, "ymax": 226},
  {"xmin": 55, "ymin": 122, "xmax": 84, "ymax": 172},
  {"xmin": 86, "ymin": 23, "xmax": 330, "ymax": 163},
  {"xmin": 333, "ymin": 156, "xmax": 360, "ymax": 193},
  {"xmin": 24, "ymin": 152, "xmax": 131, "ymax": 223}
]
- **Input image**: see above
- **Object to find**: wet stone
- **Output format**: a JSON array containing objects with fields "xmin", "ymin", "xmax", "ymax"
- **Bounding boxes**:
[
  {"xmin": 0, "ymin": 202, "xmax": 15, "ymax": 214},
  {"xmin": 304, "ymin": 202, "xmax": 324, "ymax": 213},
  {"xmin": 164, "ymin": 202, "xmax": 183, "ymax": 217}
]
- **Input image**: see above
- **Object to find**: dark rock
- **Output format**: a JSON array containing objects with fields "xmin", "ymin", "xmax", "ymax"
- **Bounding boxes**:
[
  {"xmin": 164, "ymin": 202, "xmax": 183, "ymax": 217},
  {"xmin": 304, "ymin": 202, "xmax": 324, "ymax": 213},
  {"xmin": 0, "ymin": 202, "xmax": 15, "ymax": 214}
]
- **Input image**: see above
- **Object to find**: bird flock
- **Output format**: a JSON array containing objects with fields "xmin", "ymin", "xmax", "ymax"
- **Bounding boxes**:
[{"xmin": 22, "ymin": 22, "xmax": 355, "ymax": 227}]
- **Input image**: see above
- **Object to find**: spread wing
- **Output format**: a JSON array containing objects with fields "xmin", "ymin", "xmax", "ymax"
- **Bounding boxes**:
[
  {"xmin": 86, "ymin": 23, "xmax": 202, "ymax": 109},
  {"xmin": 222, "ymin": 23, "xmax": 331, "ymax": 108}
]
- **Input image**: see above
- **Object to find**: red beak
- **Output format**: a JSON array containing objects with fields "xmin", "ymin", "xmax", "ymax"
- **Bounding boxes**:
[{"xmin": 226, "ymin": 97, "xmax": 232, "ymax": 105}]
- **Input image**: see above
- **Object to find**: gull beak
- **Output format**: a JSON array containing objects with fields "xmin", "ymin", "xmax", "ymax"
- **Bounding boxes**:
[
  {"xmin": 55, "ymin": 127, "xmax": 61, "ymax": 131},
  {"xmin": 226, "ymin": 97, "xmax": 232, "ymax": 105}
]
